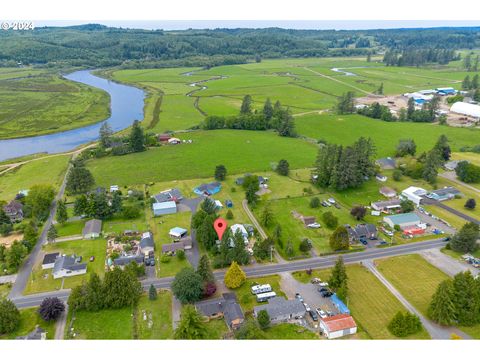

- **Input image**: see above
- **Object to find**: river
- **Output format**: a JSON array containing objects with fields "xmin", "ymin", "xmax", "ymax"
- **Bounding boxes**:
[{"xmin": 0, "ymin": 70, "xmax": 145, "ymax": 162}]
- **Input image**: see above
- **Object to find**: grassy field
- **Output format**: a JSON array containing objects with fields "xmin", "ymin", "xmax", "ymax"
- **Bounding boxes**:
[
  {"xmin": 136, "ymin": 291, "xmax": 173, "ymax": 339},
  {"xmin": 0, "ymin": 154, "xmax": 70, "ymax": 201},
  {"xmin": 0, "ymin": 68, "xmax": 109, "ymax": 139},
  {"xmin": 57, "ymin": 220, "xmax": 85, "ymax": 237},
  {"xmin": 292, "ymin": 264, "xmax": 430, "ymax": 339},
  {"xmin": 0, "ymin": 307, "xmax": 56, "ymax": 340},
  {"xmin": 68, "ymin": 307, "xmax": 134, "ymax": 339},
  {"xmin": 263, "ymin": 323, "xmax": 320, "ymax": 339},
  {"xmin": 295, "ymin": 113, "xmax": 480, "ymax": 158},
  {"xmin": 24, "ymin": 238, "xmax": 106, "ymax": 295},
  {"xmin": 86, "ymin": 130, "xmax": 318, "ymax": 187}
]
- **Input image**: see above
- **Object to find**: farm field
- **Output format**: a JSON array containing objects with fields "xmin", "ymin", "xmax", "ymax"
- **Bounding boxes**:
[
  {"xmin": 0, "ymin": 154, "xmax": 70, "ymax": 201},
  {"xmin": 0, "ymin": 68, "xmax": 109, "ymax": 139},
  {"xmin": 292, "ymin": 264, "xmax": 431, "ymax": 339},
  {"xmin": 295, "ymin": 113, "xmax": 480, "ymax": 158},
  {"xmin": 0, "ymin": 307, "xmax": 56, "ymax": 340},
  {"xmin": 86, "ymin": 130, "xmax": 318, "ymax": 187}
]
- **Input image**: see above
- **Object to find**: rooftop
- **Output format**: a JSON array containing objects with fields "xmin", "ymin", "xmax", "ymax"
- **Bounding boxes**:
[
  {"xmin": 53, "ymin": 255, "xmax": 87, "ymax": 274},
  {"xmin": 384, "ymin": 212, "xmax": 420, "ymax": 225},
  {"xmin": 321, "ymin": 314, "xmax": 357, "ymax": 332},
  {"xmin": 254, "ymin": 297, "xmax": 305, "ymax": 319},
  {"xmin": 152, "ymin": 201, "xmax": 177, "ymax": 210},
  {"xmin": 153, "ymin": 188, "xmax": 183, "ymax": 203},
  {"xmin": 42, "ymin": 252, "xmax": 60, "ymax": 265},
  {"xmin": 82, "ymin": 219, "xmax": 102, "ymax": 236}
]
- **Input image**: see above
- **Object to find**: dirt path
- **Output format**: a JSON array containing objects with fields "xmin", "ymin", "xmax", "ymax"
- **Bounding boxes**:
[
  {"xmin": 54, "ymin": 303, "xmax": 68, "ymax": 340},
  {"xmin": 293, "ymin": 110, "xmax": 326, "ymax": 117},
  {"xmin": 302, "ymin": 67, "xmax": 375, "ymax": 96}
]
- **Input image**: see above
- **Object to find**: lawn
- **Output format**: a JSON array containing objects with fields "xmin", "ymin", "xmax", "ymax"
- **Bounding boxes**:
[
  {"xmin": 136, "ymin": 291, "xmax": 173, "ymax": 339},
  {"xmin": 233, "ymin": 275, "xmax": 286, "ymax": 313},
  {"xmin": 204, "ymin": 318, "xmax": 229, "ymax": 339},
  {"xmin": 295, "ymin": 113, "xmax": 480, "ymax": 158},
  {"xmin": 57, "ymin": 220, "xmax": 85, "ymax": 237},
  {"xmin": 376, "ymin": 254, "xmax": 450, "ymax": 315},
  {"xmin": 67, "ymin": 307, "xmax": 134, "ymax": 339},
  {"xmin": 0, "ymin": 154, "xmax": 70, "ymax": 201},
  {"xmin": 0, "ymin": 283, "xmax": 11, "ymax": 298},
  {"xmin": 0, "ymin": 70, "xmax": 110, "ymax": 139},
  {"xmin": 24, "ymin": 238, "xmax": 107, "ymax": 295},
  {"xmin": 292, "ymin": 264, "xmax": 431, "ymax": 339},
  {"xmin": 86, "ymin": 130, "xmax": 318, "ymax": 187},
  {"xmin": 263, "ymin": 323, "xmax": 319, "ymax": 339},
  {"xmin": 0, "ymin": 307, "xmax": 56, "ymax": 340}
]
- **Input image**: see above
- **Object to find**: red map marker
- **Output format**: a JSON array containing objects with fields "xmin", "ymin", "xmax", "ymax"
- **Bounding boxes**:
[{"xmin": 214, "ymin": 218, "xmax": 227, "ymax": 240}]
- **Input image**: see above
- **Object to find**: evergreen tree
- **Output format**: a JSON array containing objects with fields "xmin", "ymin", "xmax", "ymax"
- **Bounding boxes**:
[
  {"xmin": 224, "ymin": 261, "xmax": 246, "ymax": 289},
  {"xmin": 200, "ymin": 197, "xmax": 217, "ymax": 215},
  {"xmin": 149, "ymin": 284, "xmax": 157, "ymax": 300},
  {"xmin": 462, "ymin": 75, "xmax": 471, "ymax": 90},
  {"xmin": 214, "ymin": 165, "xmax": 227, "ymax": 181},
  {"xmin": 428, "ymin": 280, "xmax": 457, "ymax": 325},
  {"xmin": 84, "ymin": 272, "xmax": 104, "ymax": 311},
  {"xmin": 55, "ymin": 200, "xmax": 68, "ymax": 225},
  {"xmin": 111, "ymin": 191, "xmax": 123, "ymax": 214},
  {"xmin": 422, "ymin": 149, "xmax": 442, "ymax": 184},
  {"xmin": 277, "ymin": 109, "xmax": 296, "ymax": 137},
  {"xmin": 245, "ymin": 183, "xmax": 259, "ymax": 206},
  {"xmin": 310, "ymin": 197, "xmax": 321, "ymax": 208},
  {"xmin": 276, "ymin": 159, "xmax": 290, "ymax": 176},
  {"xmin": 450, "ymin": 222, "xmax": 479, "ymax": 253},
  {"xmin": 471, "ymin": 74, "xmax": 479, "ymax": 89},
  {"xmin": 329, "ymin": 256, "xmax": 348, "ymax": 292},
  {"xmin": 407, "ymin": 97, "xmax": 415, "ymax": 120},
  {"xmin": 464, "ymin": 198, "xmax": 476, "ymax": 210},
  {"xmin": 451, "ymin": 272, "xmax": 480, "ymax": 326},
  {"xmin": 129, "ymin": 120, "xmax": 146, "ymax": 152},
  {"xmin": 240, "ymin": 95, "xmax": 253, "ymax": 115},
  {"xmin": 396, "ymin": 139, "xmax": 416, "ymax": 157},
  {"xmin": 260, "ymin": 203, "xmax": 274, "ymax": 227},
  {"xmin": 196, "ymin": 255, "xmax": 214, "ymax": 284},
  {"xmin": 99, "ymin": 122, "xmax": 113, "ymax": 148},
  {"xmin": 257, "ymin": 309, "xmax": 271, "ymax": 330},
  {"xmin": 376, "ymin": 82, "xmax": 384, "ymax": 95},
  {"xmin": 474, "ymin": 89, "xmax": 480, "ymax": 102},
  {"xmin": 0, "ymin": 299, "xmax": 20, "ymax": 334},
  {"xmin": 174, "ymin": 305, "xmax": 209, "ymax": 339},
  {"xmin": 336, "ymin": 91, "xmax": 355, "ymax": 114},
  {"xmin": 47, "ymin": 225, "xmax": 57, "ymax": 243},
  {"xmin": 263, "ymin": 98, "xmax": 274, "ymax": 120},
  {"xmin": 434, "ymin": 135, "xmax": 451, "ymax": 162}
]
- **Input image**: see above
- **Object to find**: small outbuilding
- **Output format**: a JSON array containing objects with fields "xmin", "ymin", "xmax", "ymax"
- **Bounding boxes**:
[
  {"xmin": 169, "ymin": 227, "xmax": 188, "ymax": 240},
  {"xmin": 371, "ymin": 199, "xmax": 401, "ymax": 212},
  {"xmin": 153, "ymin": 201, "xmax": 177, "ymax": 216},
  {"xmin": 82, "ymin": 219, "xmax": 102, "ymax": 239},
  {"xmin": 376, "ymin": 157, "xmax": 396, "ymax": 170},
  {"xmin": 41, "ymin": 252, "xmax": 60, "ymax": 270},
  {"xmin": 320, "ymin": 314, "xmax": 357, "ymax": 339},
  {"xmin": 379, "ymin": 186, "xmax": 397, "ymax": 198}
]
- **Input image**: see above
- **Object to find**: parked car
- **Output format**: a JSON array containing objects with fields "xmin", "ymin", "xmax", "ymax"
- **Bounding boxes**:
[
  {"xmin": 309, "ymin": 310, "xmax": 318, "ymax": 321},
  {"xmin": 311, "ymin": 278, "xmax": 321, "ymax": 284},
  {"xmin": 316, "ymin": 308, "xmax": 327, "ymax": 318},
  {"xmin": 328, "ymin": 198, "xmax": 336, "ymax": 204},
  {"xmin": 321, "ymin": 201, "xmax": 331, "ymax": 207},
  {"xmin": 360, "ymin": 239, "xmax": 368, "ymax": 245},
  {"xmin": 443, "ymin": 237, "xmax": 451, "ymax": 242},
  {"xmin": 303, "ymin": 303, "xmax": 311, "ymax": 312},
  {"xmin": 321, "ymin": 291, "xmax": 333, "ymax": 298},
  {"xmin": 307, "ymin": 222, "xmax": 321, "ymax": 229},
  {"xmin": 295, "ymin": 293, "xmax": 304, "ymax": 302},
  {"xmin": 318, "ymin": 287, "xmax": 328, "ymax": 293},
  {"xmin": 379, "ymin": 240, "xmax": 387, "ymax": 245}
]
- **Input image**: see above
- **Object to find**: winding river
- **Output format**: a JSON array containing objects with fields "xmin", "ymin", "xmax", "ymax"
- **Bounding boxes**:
[{"xmin": 0, "ymin": 70, "xmax": 145, "ymax": 162}]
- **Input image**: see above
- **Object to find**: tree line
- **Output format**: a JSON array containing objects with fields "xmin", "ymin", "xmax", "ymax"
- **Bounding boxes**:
[{"xmin": 383, "ymin": 48, "xmax": 459, "ymax": 67}]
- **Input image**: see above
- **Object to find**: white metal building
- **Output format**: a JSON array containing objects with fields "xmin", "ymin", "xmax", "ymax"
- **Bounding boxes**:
[
  {"xmin": 401, "ymin": 186, "xmax": 427, "ymax": 205},
  {"xmin": 450, "ymin": 102, "xmax": 480, "ymax": 118}
]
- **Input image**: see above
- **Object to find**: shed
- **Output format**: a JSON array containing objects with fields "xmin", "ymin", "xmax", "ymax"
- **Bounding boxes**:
[
  {"xmin": 320, "ymin": 314, "xmax": 357, "ymax": 339},
  {"xmin": 376, "ymin": 157, "xmax": 396, "ymax": 170},
  {"xmin": 169, "ymin": 227, "xmax": 188, "ymax": 240},
  {"xmin": 82, "ymin": 219, "xmax": 102, "ymax": 239},
  {"xmin": 153, "ymin": 201, "xmax": 177, "ymax": 216},
  {"xmin": 379, "ymin": 186, "xmax": 397, "ymax": 198}
]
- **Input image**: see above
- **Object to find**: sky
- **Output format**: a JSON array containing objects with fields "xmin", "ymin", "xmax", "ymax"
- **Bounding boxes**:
[{"xmin": 33, "ymin": 20, "xmax": 480, "ymax": 31}]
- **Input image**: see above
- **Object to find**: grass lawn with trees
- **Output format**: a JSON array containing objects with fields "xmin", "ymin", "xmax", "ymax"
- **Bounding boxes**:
[
  {"xmin": 56, "ymin": 220, "xmax": 85, "ymax": 238},
  {"xmin": 292, "ymin": 264, "xmax": 430, "ymax": 339},
  {"xmin": 0, "ymin": 307, "xmax": 56, "ymax": 340},
  {"xmin": 136, "ymin": 291, "xmax": 173, "ymax": 339},
  {"xmin": 67, "ymin": 307, "xmax": 133, "ymax": 339}
]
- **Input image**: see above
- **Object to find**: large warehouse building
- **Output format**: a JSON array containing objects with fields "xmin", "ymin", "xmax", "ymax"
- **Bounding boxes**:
[{"xmin": 450, "ymin": 102, "xmax": 480, "ymax": 118}]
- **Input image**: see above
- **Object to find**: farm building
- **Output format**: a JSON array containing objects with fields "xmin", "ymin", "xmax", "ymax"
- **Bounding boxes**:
[
  {"xmin": 3, "ymin": 200, "xmax": 24, "ymax": 222},
  {"xmin": 152, "ymin": 201, "xmax": 177, "ymax": 216},
  {"xmin": 196, "ymin": 293, "xmax": 244, "ymax": 330},
  {"xmin": 157, "ymin": 133, "xmax": 172, "ymax": 142},
  {"xmin": 450, "ymin": 102, "xmax": 480, "ymax": 118},
  {"xmin": 319, "ymin": 314, "xmax": 357, "ymax": 339},
  {"xmin": 194, "ymin": 182, "xmax": 221, "ymax": 196},
  {"xmin": 139, "ymin": 232, "xmax": 155, "ymax": 255},
  {"xmin": 401, "ymin": 186, "xmax": 427, "ymax": 205},
  {"xmin": 114, "ymin": 254, "xmax": 144, "ymax": 268},
  {"xmin": 52, "ymin": 255, "xmax": 87, "ymax": 279},
  {"xmin": 82, "ymin": 219, "xmax": 102, "ymax": 239},
  {"xmin": 436, "ymin": 87, "xmax": 456, "ymax": 96},
  {"xmin": 41, "ymin": 252, "xmax": 59, "ymax": 270},
  {"xmin": 379, "ymin": 186, "xmax": 397, "ymax": 198},
  {"xmin": 346, "ymin": 224, "xmax": 377, "ymax": 242},
  {"xmin": 376, "ymin": 157, "xmax": 396, "ymax": 170},
  {"xmin": 371, "ymin": 199, "xmax": 401, "ymax": 212},
  {"xmin": 427, "ymin": 187, "xmax": 461, "ymax": 201},
  {"xmin": 384, "ymin": 213, "xmax": 421, "ymax": 230},
  {"xmin": 152, "ymin": 188, "xmax": 183, "ymax": 203},
  {"xmin": 253, "ymin": 297, "xmax": 305, "ymax": 324},
  {"xmin": 169, "ymin": 227, "xmax": 188, "ymax": 240}
]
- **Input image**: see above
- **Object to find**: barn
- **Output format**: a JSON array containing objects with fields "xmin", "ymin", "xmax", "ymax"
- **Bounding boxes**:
[{"xmin": 450, "ymin": 102, "xmax": 480, "ymax": 118}]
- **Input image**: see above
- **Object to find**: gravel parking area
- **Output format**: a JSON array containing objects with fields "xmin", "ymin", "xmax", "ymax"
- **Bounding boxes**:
[{"xmin": 415, "ymin": 209, "xmax": 455, "ymax": 234}]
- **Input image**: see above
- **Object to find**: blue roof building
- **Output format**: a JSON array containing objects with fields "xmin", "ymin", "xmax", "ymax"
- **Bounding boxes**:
[
  {"xmin": 331, "ymin": 294, "xmax": 350, "ymax": 315},
  {"xmin": 193, "ymin": 182, "xmax": 222, "ymax": 196}
]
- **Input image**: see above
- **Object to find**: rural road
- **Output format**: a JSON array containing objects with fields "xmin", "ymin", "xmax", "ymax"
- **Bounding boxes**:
[
  {"xmin": 11, "ymin": 238, "xmax": 446, "ymax": 309},
  {"xmin": 440, "ymin": 171, "xmax": 480, "ymax": 195},
  {"xmin": 364, "ymin": 260, "xmax": 472, "ymax": 340},
  {"xmin": 422, "ymin": 197, "xmax": 480, "ymax": 225}
]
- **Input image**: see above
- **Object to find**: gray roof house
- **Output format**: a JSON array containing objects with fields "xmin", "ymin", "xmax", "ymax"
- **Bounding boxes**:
[
  {"xmin": 196, "ymin": 293, "xmax": 245, "ymax": 329},
  {"xmin": 140, "ymin": 232, "xmax": 155, "ymax": 255},
  {"xmin": 52, "ymin": 255, "xmax": 87, "ymax": 279},
  {"xmin": 82, "ymin": 219, "xmax": 102, "ymax": 239},
  {"xmin": 41, "ymin": 252, "xmax": 60, "ymax": 270},
  {"xmin": 376, "ymin": 157, "xmax": 396, "ymax": 170},
  {"xmin": 161, "ymin": 236, "xmax": 193, "ymax": 254},
  {"xmin": 346, "ymin": 224, "xmax": 377, "ymax": 241},
  {"xmin": 253, "ymin": 297, "xmax": 306, "ymax": 324},
  {"xmin": 152, "ymin": 188, "xmax": 183, "ymax": 203},
  {"xmin": 114, "ymin": 254, "xmax": 145, "ymax": 267}
]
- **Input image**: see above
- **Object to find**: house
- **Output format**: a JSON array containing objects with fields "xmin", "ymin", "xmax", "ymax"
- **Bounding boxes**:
[
  {"xmin": 157, "ymin": 133, "xmax": 172, "ymax": 142},
  {"xmin": 82, "ymin": 219, "xmax": 102, "ymax": 239},
  {"xmin": 376, "ymin": 157, "xmax": 396, "ymax": 170},
  {"xmin": 152, "ymin": 201, "xmax": 177, "ymax": 216},
  {"xmin": 110, "ymin": 185, "xmax": 119, "ymax": 192},
  {"xmin": 450, "ymin": 102, "xmax": 480, "ymax": 118},
  {"xmin": 235, "ymin": 174, "xmax": 268, "ymax": 186},
  {"xmin": 375, "ymin": 174, "xmax": 387, "ymax": 182},
  {"xmin": 253, "ymin": 297, "xmax": 306, "ymax": 324},
  {"xmin": 301, "ymin": 216, "xmax": 316, "ymax": 227},
  {"xmin": 384, "ymin": 212, "xmax": 421, "ymax": 230},
  {"xmin": 41, "ymin": 252, "xmax": 59, "ymax": 270},
  {"xmin": 196, "ymin": 293, "xmax": 245, "ymax": 330},
  {"xmin": 114, "ymin": 254, "xmax": 144, "ymax": 268},
  {"xmin": 161, "ymin": 236, "xmax": 192, "ymax": 254},
  {"xmin": 371, "ymin": 199, "xmax": 401, "ymax": 212},
  {"xmin": 427, "ymin": 187, "xmax": 461, "ymax": 201},
  {"xmin": 16, "ymin": 326, "xmax": 47, "ymax": 340},
  {"xmin": 169, "ymin": 227, "xmax": 188, "ymax": 240},
  {"xmin": 444, "ymin": 160, "xmax": 461, "ymax": 171},
  {"xmin": 319, "ymin": 314, "xmax": 357, "ymax": 339},
  {"xmin": 139, "ymin": 232, "xmax": 155, "ymax": 255},
  {"xmin": 401, "ymin": 186, "xmax": 427, "ymax": 206},
  {"xmin": 193, "ymin": 182, "xmax": 222, "ymax": 196},
  {"xmin": 346, "ymin": 224, "xmax": 377, "ymax": 242},
  {"xmin": 379, "ymin": 186, "xmax": 397, "ymax": 198},
  {"xmin": 52, "ymin": 255, "xmax": 87, "ymax": 279},
  {"xmin": 230, "ymin": 224, "xmax": 249, "ymax": 244},
  {"xmin": 3, "ymin": 200, "xmax": 24, "ymax": 222},
  {"xmin": 152, "ymin": 188, "xmax": 183, "ymax": 203}
]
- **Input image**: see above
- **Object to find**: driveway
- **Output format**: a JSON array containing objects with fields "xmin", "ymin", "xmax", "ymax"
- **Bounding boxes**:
[
  {"xmin": 178, "ymin": 196, "xmax": 203, "ymax": 267},
  {"xmin": 440, "ymin": 171, "xmax": 480, "ymax": 195},
  {"xmin": 0, "ymin": 274, "xmax": 17, "ymax": 284},
  {"xmin": 421, "ymin": 197, "xmax": 480, "ymax": 226},
  {"xmin": 421, "ymin": 247, "xmax": 480, "ymax": 278},
  {"xmin": 415, "ymin": 209, "xmax": 456, "ymax": 234}
]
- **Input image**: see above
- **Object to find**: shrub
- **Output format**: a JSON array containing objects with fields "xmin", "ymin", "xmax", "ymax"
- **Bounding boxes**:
[
  {"xmin": 392, "ymin": 169, "xmax": 402, "ymax": 181},
  {"xmin": 322, "ymin": 211, "xmax": 338, "ymax": 229},
  {"xmin": 177, "ymin": 250, "xmax": 186, "ymax": 260},
  {"xmin": 388, "ymin": 311, "xmax": 422, "ymax": 337},
  {"xmin": 310, "ymin": 197, "xmax": 320, "ymax": 208},
  {"xmin": 257, "ymin": 309, "xmax": 271, "ymax": 329},
  {"xmin": 226, "ymin": 209, "xmax": 234, "ymax": 219},
  {"xmin": 160, "ymin": 254, "xmax": 171, "ymax": 263}
]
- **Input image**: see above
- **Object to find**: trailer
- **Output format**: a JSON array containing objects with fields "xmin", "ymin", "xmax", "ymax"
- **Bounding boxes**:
[
  {"xmin": 251, "ymin": 284, "xmax": 272, "ymax": 295},
  {"xmin": 256, "ymin": 291, "xmax": 276, "ymax": 302}
]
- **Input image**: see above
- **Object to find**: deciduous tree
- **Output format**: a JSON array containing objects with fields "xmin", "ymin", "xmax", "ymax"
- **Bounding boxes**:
[{"xmin": 224, "ymin": 261, "xmax": 246, "ymax": 289}]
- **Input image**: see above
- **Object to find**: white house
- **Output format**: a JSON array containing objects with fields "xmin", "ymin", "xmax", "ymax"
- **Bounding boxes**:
[
  {"xmin": 320, "ymin": 314, "xmax": 357, "ymax": 339},
  {"xmin": 52, "ymin": 255, "xmax": 87, "ymax": 279},
  {"xmin": 153, "ymin": 201, "xmax": 177, "ymax": 216},
  {"xmin": 401, "ymin": 186, "xmax": 427, "ymax": 206},
  {"xmin": 230, "ymin": 224, "xmax": 249, "ymax": 245}
]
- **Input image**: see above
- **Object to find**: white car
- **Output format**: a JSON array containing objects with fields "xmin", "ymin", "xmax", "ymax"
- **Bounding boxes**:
[
  {"xmin": 316, "ymin": 308, "xmax": 328, "ymax": 318},
  {"xmin": 328, "ymin": 198, "xmax": 336, "ymax": 204},
  {"xmin": 319, "ymin": 282, "xmax": 329, "ymax": 287},
  {"xmin": 303, "ymin": 303, "xmax": 311, "ymax": 312},
  {"xmin": 307, "ymin": 222, "xmax": 321, "ymax": 229}
]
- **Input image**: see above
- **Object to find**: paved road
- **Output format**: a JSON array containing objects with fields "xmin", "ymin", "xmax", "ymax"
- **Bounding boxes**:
[
  {"xmin": 9, "ymin": 156, "xmax": 73, "ymax": 299},
  {"xmin": 440, "ymin": 171, "xmax": 480, "ymax": 195},
  {"xmin": 179, "ymin": 196, "xmax": 203, "ymax": 267},
  {"xmin": 11, "ymin": 238, "xmax": 446, "ymax": 309},
  {"xmin": 364, "ymin": 260, "xmax": 471, "ymax": 340},
  {"xmin": 422, "ymin": 197, "xmax": 479, "ymax": 225}
]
